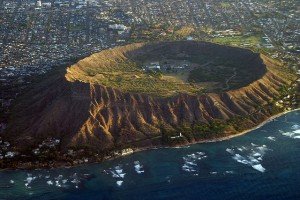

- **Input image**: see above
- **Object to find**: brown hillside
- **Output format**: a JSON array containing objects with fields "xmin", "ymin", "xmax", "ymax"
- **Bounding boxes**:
[{"xmin": 4, "ymin": 41, "xmax": 295, "ymax": 155}]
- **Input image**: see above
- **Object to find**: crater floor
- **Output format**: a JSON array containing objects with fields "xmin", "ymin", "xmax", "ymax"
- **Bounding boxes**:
[{"xmin": 66, "ymin": 41, "xmax": 267, "ymax": 97}]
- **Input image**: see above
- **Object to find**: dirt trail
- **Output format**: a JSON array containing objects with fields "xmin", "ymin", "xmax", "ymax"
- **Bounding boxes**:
[{"xmin": 223, "ymin": 68, "xmax": 237, "ymax": 90}]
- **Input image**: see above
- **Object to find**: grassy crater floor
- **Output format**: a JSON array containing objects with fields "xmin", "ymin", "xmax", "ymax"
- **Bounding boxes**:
[{"xmin": 66, "ymin": 41, "xmax": 267, "ymax": 97}]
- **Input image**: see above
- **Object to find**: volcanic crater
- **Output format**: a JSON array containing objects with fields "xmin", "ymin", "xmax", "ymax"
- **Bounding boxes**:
[
  {"xmin": 66, "ymin": 41, "xmax": 267, "ymax": 96},
  {"xmin": 5, "ymin": 41, "xmax": 295, "ymax": 160}
]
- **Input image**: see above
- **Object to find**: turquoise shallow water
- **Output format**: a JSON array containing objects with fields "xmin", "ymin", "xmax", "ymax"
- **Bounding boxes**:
[{"xmin": 0, "ymin": 110, "xmax": 300, "ymax": 200}]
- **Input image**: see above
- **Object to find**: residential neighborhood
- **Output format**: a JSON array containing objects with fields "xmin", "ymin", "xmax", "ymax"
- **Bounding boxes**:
[
  {"xmin": 0, "ymin": 1, "xmax": 300, "ymax": 197},
  {"xmin": 0, "ymin": 0, "xmax": 299, "ymax": 132}
]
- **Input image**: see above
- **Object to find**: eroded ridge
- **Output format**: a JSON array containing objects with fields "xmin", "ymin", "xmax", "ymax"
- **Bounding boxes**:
[{"xmin": 3, "ymin": 41, "xmax": 296, "ymax": 169}]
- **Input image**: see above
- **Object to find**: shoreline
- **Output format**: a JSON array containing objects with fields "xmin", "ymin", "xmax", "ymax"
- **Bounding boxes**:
[
  {"xmin": 1, "ymin": 108, "xmax": 299, "ymax": 171},
  {"xmin": 191, "ymin": 108, "xmax": 300, "ymax": 144},
  {"xmin": 104, "ymin": 108, "xmax": 300, "ymax": 162}
]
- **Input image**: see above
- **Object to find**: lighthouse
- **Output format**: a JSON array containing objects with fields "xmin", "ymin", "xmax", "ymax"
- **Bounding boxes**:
[{"xmin": 36, "ymin": 0, "xmax": 42, "ymax": 7}]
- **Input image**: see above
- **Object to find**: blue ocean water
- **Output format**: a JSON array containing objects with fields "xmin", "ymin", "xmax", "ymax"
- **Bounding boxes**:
[{"xmin": 0, "ymin": 110, "xmax": 300, "ymax": 200}]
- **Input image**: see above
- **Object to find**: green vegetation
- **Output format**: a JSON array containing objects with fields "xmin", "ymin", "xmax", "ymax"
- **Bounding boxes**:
[
  {"xmin": 81, "ymin": 61, "xmax": 204, "ymax": 97},
  {"xmin": 212, "ymin": 35, "xmax": 262, "ymax": 47},
  {"xmin": 188, "ymin": 65, "xmax": 234, "ymax": 82},
  {"xmin": 226, "ymin": 116, "xmax": 252, "ymax": 132},
  {"xmin": 173, "ymin": 26, "xmax": 195, "ymax": 40},
  {"xmin": 161, "ymin": 119, "xmax": 231, "ymax": 145},
  {"xmin": 193, "ymin": 120, "xmax": 229, "ymax": 139},
  {"xmin": 220, "ymin": 2, "xmax": 231, "ymax": 9},
  {"xmin": 67, "ymin": 42, "xmax": 268, "ymax": 97}
]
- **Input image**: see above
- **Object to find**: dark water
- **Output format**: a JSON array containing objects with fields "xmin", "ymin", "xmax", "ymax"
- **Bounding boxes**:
[{"xmin": 1, "ymin": 110, "xmax": 300, "ymax": 200}]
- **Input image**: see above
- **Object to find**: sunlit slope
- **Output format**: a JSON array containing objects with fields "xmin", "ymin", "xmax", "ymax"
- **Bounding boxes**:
[
  {"xmin": 66, "ymin": 41, "xmax": 267, "ymax": 97},
  {"xmin": 6, "ymin": 41, "xmax": 296, "ymax": 153}
]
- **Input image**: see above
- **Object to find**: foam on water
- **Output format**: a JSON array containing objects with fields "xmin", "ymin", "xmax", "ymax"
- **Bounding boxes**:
[
  {"xmin": 291, "ymin": 124, "xmax": 300, "ymax": 130},
  {"xmin": 70, "ymin": 173, "xmax": 81, "ymax": 189},
  {"xmin": 1, "ymin": 111, "xmax": 299, "ymax": 199},
  {"xmin": 226, "ymin": 144, "xmax": 270, "ymax": 173},
  {"xmin": 47, "ymin": 180, "xmax": 53, "ymax": 185},
  {"xmin": 280, "ymin": 129, "xmax": 300, "ymax": 139},
  {"xmin": 252, "ymin": 164, "xmax": 266, "ymax": 172},
  {"xmin": 134, "ymin": 161, "xmax": 144, "ymax": 174},
  {"xmin": 226, "ymin": 148, "xmax": 234, "ymax": 154},
  {"xmin": 294, "ymin": 130, "xmax": 300, "ymax": 134},
  {"xmin": 252, "ymin": 152, "xmax": 262, "ymax": 157},
  {"xmin": 279, "ymin": 123, "xmax": 300, "ymax": 139},
  {"xmin": 248, "ymin": 156, "xmax": 259, "ymax": 164},
  {"xmin": 267, "ymin": 136, "xmax": 276, "ymax": 141},
  {"xmin": 47, "ymin": 174, "xmax": 81, "ymax": 189},
  {"xmin": 241, "ymin": 146, "xmax": 248, "ymax": 150},
  {"xmin": 251, "ymin": 143, "xmax": 258, "ymax": 147},
  {"xmin": 232, "ymin": 154, "xmax": 250, "ymax": 165},
  {"xmin": 237, "ymin": 148, "xmax": 243, "ymax": 152},
  {"xmin": 24, "ymin": 174, "xmax": 37, "ymax": 188},
  {"xmin": 182, "ymin": 152, "xmax": 207, "ymax": 173},
  {"xmin": 182, "ymin": 164, "xmax": 196, "ymax": 172},
  {"xmin": 55, "ymin": 180, "xmax": 61, "ymax": 187},
  {"xmin": 116, "ymin": 180, "xmax": 123, "ymax": 186},
  {"xmin": 4, "ymin": 171, "xmax": 93, "ymax": 191},
  {"xmin": 106, "ymin": 165, "xmax": 127, "ymax": 187},
  {"xmin": 109, "ymin": 165, "xmax": 126, "ymax": 178},
  {"xmin": 52, "ymin": 174, "xmax": 70, "ymax": 188}
]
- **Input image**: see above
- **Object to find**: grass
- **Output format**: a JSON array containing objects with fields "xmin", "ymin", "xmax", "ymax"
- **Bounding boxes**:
[
  {"xmin": 162, "ymin": 71, "xmax": 189, "ymax": 83},
  {"xmin": 69, "ymin": 59, "xmax": 209, "ymax": 97},
  {"xmin": 66, "ymin": 42, "xmax": 272, "ymax": 97},
  {"xmin": 78, "ymin": 54, "xmax": 263, "ymax": 95},
  {"xmin": 173, "ymin": 26, "xmax": 195, "ymax": 39},
  {"xmin": 93, "ymin": 69, "xmax": 204, "ymax": 97},
  {"xmin": 212, "ymin": 35, "xmax": 262, "ymax": 47},
  {"xmin": 220, "ymin": 2, "xmax": 231, "ymax": 9}
]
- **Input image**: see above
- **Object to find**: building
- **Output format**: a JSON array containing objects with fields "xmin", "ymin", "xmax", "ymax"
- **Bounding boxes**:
[
  {"xmin": 171, "ymin": 132, "xmax": 183, "ymax": 139},
  {"xmin": 109, "ymin": 24, "xmax": 128, "ymax": 31},
  {"xmin": 121, "ymin": 148, "xmax": 134, "ymax": 155},
  {"xmin": 36, "ymin": 0, "xmax": 42, "ymax": 7}
]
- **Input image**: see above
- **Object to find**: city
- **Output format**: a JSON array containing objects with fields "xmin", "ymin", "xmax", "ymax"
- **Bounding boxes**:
[
  {"xmin": 0, "ymin": 0, "xmax": 300, "ymax": 198},
  {"xmin": 1, "ymin": 1, "xmax": 299, "ymax": 129}
]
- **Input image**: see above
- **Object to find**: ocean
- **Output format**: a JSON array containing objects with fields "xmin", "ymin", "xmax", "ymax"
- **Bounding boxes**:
[{"xmin": 0, "ymin": 110, "xmax": 299, "ymax": 200}]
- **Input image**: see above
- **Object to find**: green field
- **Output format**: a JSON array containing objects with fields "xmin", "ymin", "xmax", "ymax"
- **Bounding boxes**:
[{"xmin": 212, "ymin": 35, "xmax": 262, "ymax": 47}]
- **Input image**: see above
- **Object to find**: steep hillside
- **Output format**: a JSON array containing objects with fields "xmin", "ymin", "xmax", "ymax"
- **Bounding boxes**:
[{"xmin": 2, "ymin": 41, "xmax": 297, "ymax": 168}]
